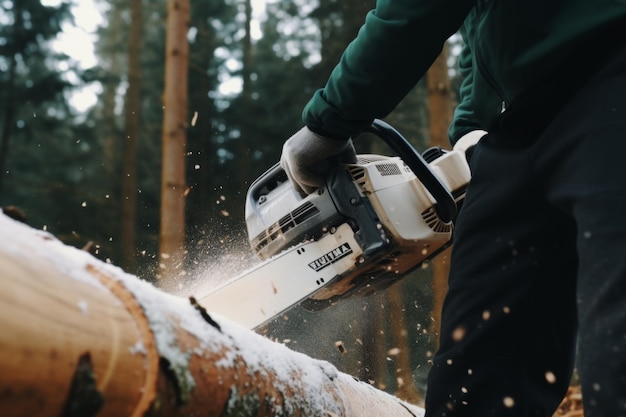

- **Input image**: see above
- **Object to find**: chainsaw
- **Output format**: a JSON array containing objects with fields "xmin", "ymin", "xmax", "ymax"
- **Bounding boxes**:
[{"xmin": 198, "ymin": 119, "xmax": 479, "ymax": 330}]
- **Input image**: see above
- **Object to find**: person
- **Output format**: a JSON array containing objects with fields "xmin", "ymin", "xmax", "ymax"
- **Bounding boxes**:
[{"xmin": 279, "ymin": 1, "xmax": 626, "ymax": 416}]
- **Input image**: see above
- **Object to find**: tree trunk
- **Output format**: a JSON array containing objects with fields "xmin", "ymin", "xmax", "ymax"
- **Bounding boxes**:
[
  {"xmin": 159, "ymin": 0, "xmax": 190, "ymax": 282},
  {"xmin": 426, "ymin": 43, "xmax": 453, "ymax": 149},
  {"xmin": 388, "ymin": 285, "xmax": 423, "ymax": 405},
  {"xmin": 0, "ymin": 52, "xmax": 15, "ymax": 197},
  {"xmin": 0, "ymin": 212, "xmax": 425, "ymax": 417},
  {"xmin": 425, "ymin": 43, "xmax": 453, "ymax": 344},
  {"xmin": 101, "ymin": 3, "xmax": 123, "ymax": 182},
  {"xmin": 0, "ymin": 4, "xmax": 21, "ymax": 197},
  {"xmin": 237, "ymin": 0, "xmax": 254, "ymax": 189},
  {"xmin": 120, "ymin": 0, "xmax": 144, "ymax": 273}
]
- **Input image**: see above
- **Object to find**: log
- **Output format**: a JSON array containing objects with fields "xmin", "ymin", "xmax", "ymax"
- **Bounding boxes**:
[{"xmin": 0, "ymin": 212, "xmax": 425, "ymax": 417}]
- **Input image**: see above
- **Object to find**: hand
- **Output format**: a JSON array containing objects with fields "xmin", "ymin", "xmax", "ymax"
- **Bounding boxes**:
[{"xmin": 280, "ymin": 126, "xmax": 357, "ymax": 196}]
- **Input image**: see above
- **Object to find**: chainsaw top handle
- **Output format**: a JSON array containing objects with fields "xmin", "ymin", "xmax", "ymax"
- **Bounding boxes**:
[
  {"xmin": 365, "ymin": 119, "xmax": 457, "ymax": 224},
  {"xmin": 248, "ymin": 119, "xmax": 458, "ymax": 224}
]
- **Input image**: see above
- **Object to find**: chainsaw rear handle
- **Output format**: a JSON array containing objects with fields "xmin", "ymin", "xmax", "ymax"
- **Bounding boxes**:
[
  {"xmin": 248, "ymin": 119, "xmax": 458, "ymax": 223},
  {"xmin": 364, "ymin": 119, "xmax": 457, "ymax": 223}
]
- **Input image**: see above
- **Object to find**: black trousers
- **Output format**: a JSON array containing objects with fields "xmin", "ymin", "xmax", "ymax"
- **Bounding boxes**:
[{"xmin": 425, "ymin": 48, "xmax": 626, "ymax": 416}]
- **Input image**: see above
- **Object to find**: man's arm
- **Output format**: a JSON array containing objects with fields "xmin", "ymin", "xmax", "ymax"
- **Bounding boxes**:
[
  {"xmin": 303, "ymin": 0, "xmax": 476, "ymax": 140},
  {"xmin": 448, "ymin": 39, "xmax": 483, "ymax": 145}
]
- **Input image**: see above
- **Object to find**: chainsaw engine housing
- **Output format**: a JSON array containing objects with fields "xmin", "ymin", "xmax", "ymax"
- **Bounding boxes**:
[{"xmin": 244, "ymin": 150, "xmax": 470, "ymax": 307}]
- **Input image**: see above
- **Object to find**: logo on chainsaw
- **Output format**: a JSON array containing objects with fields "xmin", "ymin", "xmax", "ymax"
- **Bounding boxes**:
[{"xmin": 308, "ymin": 243, "xmax": 353, "ymax": 272}]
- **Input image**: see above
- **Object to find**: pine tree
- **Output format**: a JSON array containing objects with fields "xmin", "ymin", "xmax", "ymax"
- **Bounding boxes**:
[
  {"xmin": 0, "ymin": 0, "xmax": 73, "ymax": 196},
  {"xmin": 0, "ymin": 0, "xmax": 106, "ymax": 248}
]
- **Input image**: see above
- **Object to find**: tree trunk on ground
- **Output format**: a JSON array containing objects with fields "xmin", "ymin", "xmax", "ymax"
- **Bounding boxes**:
[
  {"xmin": 0, "ymin": 212, "xmax": 425, "ymax": 417},
  {"xmin": 120, "ymin": 0, "xmax": 144, "ymax": 273},
  {"xmin": 159, "ymin": 0, "xmax": 190, "ymax": 282},
  {"xmin": 425, "ymin": 43, "xmax": 453, "ymax": 344}
]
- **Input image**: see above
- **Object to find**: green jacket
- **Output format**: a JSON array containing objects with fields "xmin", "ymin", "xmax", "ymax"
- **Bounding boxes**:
[{"xmin": 302, "ymin": 0, "xmax": 626, "ymax": 144}]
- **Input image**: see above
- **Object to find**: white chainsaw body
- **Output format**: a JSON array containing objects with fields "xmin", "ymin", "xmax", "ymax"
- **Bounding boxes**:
[{"xmin": 198, "ymin": 137, "xmax": 474, "ymax": 330}]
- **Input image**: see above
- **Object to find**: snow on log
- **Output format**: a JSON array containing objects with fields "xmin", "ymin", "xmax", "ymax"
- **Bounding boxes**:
[{"xmin": 0, "ymin": 212, "xmax": 425, "ymax": 417}]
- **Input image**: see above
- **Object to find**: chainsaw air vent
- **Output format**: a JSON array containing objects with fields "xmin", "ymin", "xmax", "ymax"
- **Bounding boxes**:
[
  {"xmin": 348, "ymin": 166, "xmax": 366, "ymax": 181},
  {"xmin": 252, "ymin": 201, "xmax": 319, "ymax": 254},
  {"xmin": 356, "ymin": 155, "xmax": 389, "ymax": 164},
  {"xmin": 421, "ymin": 206, "xmax": 452, "ymax": 233},
  {"xmin": 375, "ymin": 163, "xmax": 402, "ymax": 176}
]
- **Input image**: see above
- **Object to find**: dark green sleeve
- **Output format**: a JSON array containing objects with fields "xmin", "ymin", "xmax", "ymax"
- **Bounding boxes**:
[
  {"xmin": 448, "ymin": 40, "xmax": 482, "ymax": 144},
  {"xmin": 303, "ymin": 0, "xmax": 475, "ymax": 140}
]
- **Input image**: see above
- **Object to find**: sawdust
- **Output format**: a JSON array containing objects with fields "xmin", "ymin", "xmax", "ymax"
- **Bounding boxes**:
[{"xmin": 168, "ymin": 240, "xmax": 259, "ymax": 299}]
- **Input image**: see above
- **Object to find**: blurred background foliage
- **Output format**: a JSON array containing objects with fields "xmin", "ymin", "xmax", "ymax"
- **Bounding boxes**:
[{"xmin": 0, "ymin": 0, "xmax": 465, "ymax": 406}]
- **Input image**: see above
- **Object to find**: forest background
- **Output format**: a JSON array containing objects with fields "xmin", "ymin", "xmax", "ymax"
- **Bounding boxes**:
[{"xmin": 1, "ymin": 0, "xmax": 470, "ymax": 406}]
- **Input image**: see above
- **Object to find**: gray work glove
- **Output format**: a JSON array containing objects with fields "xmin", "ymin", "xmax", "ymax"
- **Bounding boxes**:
[{"xmin": 280, "ymin": 126, "xmax": 357, "ymax": 196}]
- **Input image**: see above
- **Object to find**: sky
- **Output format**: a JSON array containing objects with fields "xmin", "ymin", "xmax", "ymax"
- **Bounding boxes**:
[
  {"xmin": 43, "ymin": 0, "xmax": 104, "ymax": 112},
  {"xmin": 42, "ymin": 0, "xmax": 268, "ymax": 113},
  {"xmin": 41, "ymin": 0, "xmax": 102, "ymax": 67}
]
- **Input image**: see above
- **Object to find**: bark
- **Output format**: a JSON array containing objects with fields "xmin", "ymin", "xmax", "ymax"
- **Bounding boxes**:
[
  {"xmin": 0, "ymin": 212, "xmax": 425, "ymax": 417},
  {"xmin": 159, "ymin": 0, "xmax": 190, "ymax": 281},
  {"xmin": 425, "ymin": 43, "xmax": 453, "ymax": 344}
]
